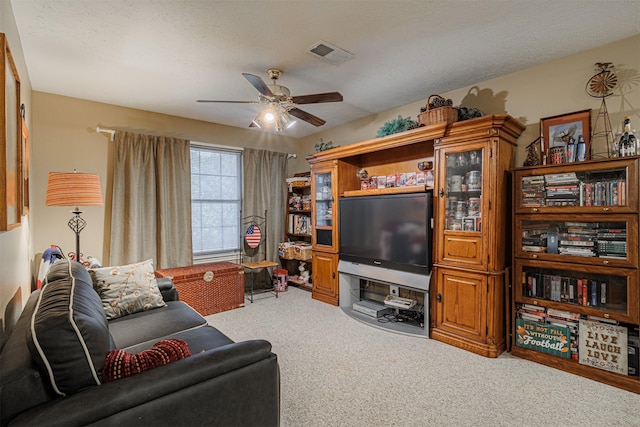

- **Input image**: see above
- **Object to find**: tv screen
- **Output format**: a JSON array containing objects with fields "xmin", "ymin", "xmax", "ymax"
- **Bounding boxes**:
[{"xmin": 339, "ymin": 192, "xmax": 432, "ymax": 275}]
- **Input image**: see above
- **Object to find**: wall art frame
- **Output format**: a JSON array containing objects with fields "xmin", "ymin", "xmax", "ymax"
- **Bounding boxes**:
[
  {"xmin": 21, "ymin": 115, "xmax": 29, "ymax": 216},
  {"xmin": 540, "ymin": 109, "xmax": 591, "ymax": 164},
  {"xmin": 1, "ymin": 32, "xmax": 22, "ymax": 231}
]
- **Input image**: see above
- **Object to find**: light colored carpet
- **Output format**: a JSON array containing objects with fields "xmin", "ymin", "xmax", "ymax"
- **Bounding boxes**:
[{"xmin": 206, "ymin": 287, "xmax": 640, "ymax": 427}]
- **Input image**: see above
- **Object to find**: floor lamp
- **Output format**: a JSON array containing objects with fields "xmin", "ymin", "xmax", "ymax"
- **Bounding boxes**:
[{"xmin": 45, "ymin": 171, "xmax": 104, "ymax": 261}]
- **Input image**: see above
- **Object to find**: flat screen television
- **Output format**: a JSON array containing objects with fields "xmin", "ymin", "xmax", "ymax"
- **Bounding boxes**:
[{"xmin": 339, "ymin": 192, "xmax": 433, "ymax": 275}]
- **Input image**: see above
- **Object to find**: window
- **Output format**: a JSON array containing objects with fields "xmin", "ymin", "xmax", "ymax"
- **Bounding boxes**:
[{"xmin": 190, "ymin": 145, "xmax": 242, "ymax": 255}]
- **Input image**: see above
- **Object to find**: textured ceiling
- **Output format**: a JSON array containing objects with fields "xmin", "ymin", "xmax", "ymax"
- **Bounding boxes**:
[{"xmin": 10, "ymin": 0, "xmax": 640, "ymax": 138}]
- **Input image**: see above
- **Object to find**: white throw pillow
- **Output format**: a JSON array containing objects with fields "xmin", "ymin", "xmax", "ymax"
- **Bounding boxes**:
[{"xmin": 89, "ymin": 259, "xmax": 166, "ymax": 320}]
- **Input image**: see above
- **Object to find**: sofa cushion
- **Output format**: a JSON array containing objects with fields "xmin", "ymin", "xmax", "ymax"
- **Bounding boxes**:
[
  {"xmin": 89, "ymin": 259, "xmax": 166, "ymax": 320},
  {"xmin": 122, "ymin": 324, "xmax": 235, "ymax": 354},
  {"xmin": 27, "ymin": 260, "xmax": 111, "ymax": 396},
  {"xmin": 108, "ymin": 300, "xmax": 207, "ymax": 348},
  {"xmin": 102, "ymin": 339, "xmax": 191, "ymax": 382}
]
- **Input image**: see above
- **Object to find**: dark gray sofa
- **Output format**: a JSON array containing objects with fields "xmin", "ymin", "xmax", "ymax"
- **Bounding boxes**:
[{"xmin": 0, "ymin": 260, "xmax": 280, "ymax": 426}]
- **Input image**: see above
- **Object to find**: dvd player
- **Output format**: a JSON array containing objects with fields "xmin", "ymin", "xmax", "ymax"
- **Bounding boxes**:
[{"xmin": 352, "ymin": 300, "xmax": 393, "ymax": 318}]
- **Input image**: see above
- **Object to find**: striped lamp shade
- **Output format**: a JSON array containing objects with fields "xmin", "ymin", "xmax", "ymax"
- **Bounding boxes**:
[{"xmin": 45, "ymin": 172, "xmax": 103, "ymax": 207}]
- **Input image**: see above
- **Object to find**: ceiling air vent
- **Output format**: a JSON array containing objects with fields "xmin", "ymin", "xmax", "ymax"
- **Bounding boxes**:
[{"xmin": 307, "ymin": 41, "xmax": 354, "ymax": 64}]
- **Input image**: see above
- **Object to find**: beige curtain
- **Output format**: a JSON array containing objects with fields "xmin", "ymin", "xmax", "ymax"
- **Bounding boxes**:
[
  {"xmin": 243, "ymin": 148, "xmax": 287, "ymax": 262},
  {"xmin": 109, "ymin": 131, "xmax": 192, "ymax": 269}
]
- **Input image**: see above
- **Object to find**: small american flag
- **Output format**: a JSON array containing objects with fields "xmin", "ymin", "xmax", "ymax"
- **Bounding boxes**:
[{"xmin": 245, "ymin": 224, "xmax": 262, "ymax": 248}]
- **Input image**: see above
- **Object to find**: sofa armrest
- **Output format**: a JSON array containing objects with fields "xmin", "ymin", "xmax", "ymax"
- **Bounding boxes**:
[
  {"xmin": 8, "ymin": 340, "xmax": 279, "ymax": 427},
  {"xmin": 156, "ymin": 277, "xmax": 179, "ymax": 301}
]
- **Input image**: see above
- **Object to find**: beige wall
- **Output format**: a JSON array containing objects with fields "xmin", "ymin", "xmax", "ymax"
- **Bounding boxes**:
[
  {"xmin": 30, "ymin": 93, "xmax": 301, "ymax": 266},
  {"xmin": 1, "ymin": 0, "xmax": 638, "ymax": 336},
  {"xmin": 295, "ymin": 34, "xmax": 640, "ymax": 170},
  {"xmin": 0, "ymin": 0, "xmax": 33, "ymax": 340}
]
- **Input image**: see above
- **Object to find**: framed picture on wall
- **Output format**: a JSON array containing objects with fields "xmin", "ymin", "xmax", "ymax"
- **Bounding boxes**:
[
  {"xmin": 541, "ymin": 109, "xmax": 591, "ymax": 163},
  {"xmin": 22, "ymin": 115, "xmax": 29, "ymax": 216},
  {"xmin": 1, "ymin": 33, "xmax": 22, "ymax": 231}
]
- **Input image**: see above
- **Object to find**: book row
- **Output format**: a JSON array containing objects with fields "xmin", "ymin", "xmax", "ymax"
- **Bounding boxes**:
[
  {"xmin": 520, "ymin": 270, "xmax": 625, "ymax": 309},
  {"xmin": 287, "ymin": 214, "xmax": 311, "ymax": 236},
  {"xmin": 521, "ymin": 173, "xmax": 627, "ymax": 207},
  {"xmin": 520, "ymin": 221, "xmax": 627, "ymax": 258}
]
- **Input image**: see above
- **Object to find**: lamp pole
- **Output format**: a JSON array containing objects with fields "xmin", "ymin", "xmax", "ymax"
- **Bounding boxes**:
[{"xmin": 67, "ymin": 208, "xmax": 87, "ymax": 261}]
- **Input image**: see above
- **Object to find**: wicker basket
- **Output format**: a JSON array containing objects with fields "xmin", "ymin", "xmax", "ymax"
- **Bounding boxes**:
[
  {"xmin": 279, "ymin": 242, "xmax": 296, "ymax": 260},
  {"xmin": 417, "ymin": 95, "xmax": 458, "ymax": 126},
  {"xmin": 294, "ymin": 244, "xmax": 312, "ymax": 261}
]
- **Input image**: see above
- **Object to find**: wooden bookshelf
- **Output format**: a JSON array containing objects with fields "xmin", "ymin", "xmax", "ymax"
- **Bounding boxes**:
[{"xmin": 512, "ymin": 156, "xmax": 640, "ymax": 393}]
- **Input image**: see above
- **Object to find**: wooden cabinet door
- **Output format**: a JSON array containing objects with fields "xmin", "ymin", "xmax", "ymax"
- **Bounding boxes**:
[
  {"xmin": 434, "ymin": 267, "xmax": 487, "ymax": 342},
  {"xmin": 312, "ymin": 251, "xmax": 339, "ymax": 305}
]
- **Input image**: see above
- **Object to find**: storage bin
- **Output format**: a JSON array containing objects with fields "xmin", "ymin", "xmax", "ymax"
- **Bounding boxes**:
[
  {"xmin": 155, "ymin": 262, "xmax": 244, "ymax": 316},
  {"xmin": 273, "ymin": 269, "xmax": 288, "ymax": 292}
]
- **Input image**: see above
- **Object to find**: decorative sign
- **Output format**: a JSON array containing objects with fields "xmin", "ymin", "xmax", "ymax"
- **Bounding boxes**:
[
  {"xmin": 245, "ymin": 224, "xmax": 262, "ymax": 248},
  {"xmin": 515, "ymin": 319, "xmax": 571, "ymax": 358},
  {"xmin": 578, "ymin": 320, "xmax": 628, "ymax": 375}
]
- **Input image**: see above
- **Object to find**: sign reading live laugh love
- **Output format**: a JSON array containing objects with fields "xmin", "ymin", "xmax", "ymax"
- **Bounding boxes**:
[
  {"xmin": 515, "ymin": 319, "xmax": 571, "ymax": 358},
  {"xmin": 579, "ymin": 320, "xmax": 628, "ymax": 375}
]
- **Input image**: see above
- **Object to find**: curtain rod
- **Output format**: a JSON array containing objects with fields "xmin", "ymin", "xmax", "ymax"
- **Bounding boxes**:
[
  {"xmin": 96, "ymin": 126, "xmax": 116, "ymax": 141},
  {"xmin": 97, "ymin": 126, "xmax": 296, "ymax": 160}
]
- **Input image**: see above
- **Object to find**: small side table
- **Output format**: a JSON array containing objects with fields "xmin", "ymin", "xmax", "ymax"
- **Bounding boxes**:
[{"xmin": 240, "ymin": 260, "xmax": 279, "ymax": 303}]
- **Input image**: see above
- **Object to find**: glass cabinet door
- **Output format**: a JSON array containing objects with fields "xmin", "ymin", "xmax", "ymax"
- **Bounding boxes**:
[
  {"xmin": 444, "ymin": 148, "xmax": 483, "ymax": 232},
  {"xmin": 515, "ymin": 217, "xmax": 637, "ymax": 268},
  {"xmin": 515, "ymin": 259, "xmax": 638, "ymax": 323},
  {"xmin": 313, "ymin": 170, "xmax": 334, "ymax": 247},
  {"xmin": 515, "ymin": 158, "xmax": 637, "ymax": 213}
]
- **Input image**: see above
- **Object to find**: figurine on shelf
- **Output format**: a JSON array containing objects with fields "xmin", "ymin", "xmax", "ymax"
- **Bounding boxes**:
[{"xmin": 298, "ymin": 261, "xmax": 310, "ymax": 284}]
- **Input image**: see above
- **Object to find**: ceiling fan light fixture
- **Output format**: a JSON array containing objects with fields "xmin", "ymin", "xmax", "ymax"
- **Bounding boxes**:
[
  {"xmin": 281, "ymin": 111, "xmax": 296, "ymax": 129},
  {"xmin": 253, "ymin": 106, "xmax": 296, "ymax": 132},
  {"xmin": 263, "ymin": 110, "xmax": 276, "ymax": 124}
]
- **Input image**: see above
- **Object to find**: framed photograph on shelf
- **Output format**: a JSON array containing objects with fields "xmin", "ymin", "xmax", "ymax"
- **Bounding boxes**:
[
  {"xmin": 1, "ymin": 33, "xmax": 22, "ymax": 231},
  {"xmin": 540, "ymin": 109, "xmax": 591, "ymax": 163}
]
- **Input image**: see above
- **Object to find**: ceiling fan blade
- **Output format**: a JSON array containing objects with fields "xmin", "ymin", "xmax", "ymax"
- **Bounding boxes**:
[
  {"xmin": 242, "ymin": 73, "xmax": 274, "ymax": 97},
  {"xmin": 288, "ymin": 108, "xmax": 326, "ymax": 127},
  {"xmin": 291, "ymin": 92, "xmax": 343, "ymax": 104},
  {"xmin": 197, "ymin": 100, "xmax": 258, "ymax": 104}
]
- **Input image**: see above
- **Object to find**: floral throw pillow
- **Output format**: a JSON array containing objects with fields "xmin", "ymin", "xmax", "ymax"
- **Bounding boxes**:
[{"xmin": 89, "ymin": 259, "xmax": 166, "ymax": 320}]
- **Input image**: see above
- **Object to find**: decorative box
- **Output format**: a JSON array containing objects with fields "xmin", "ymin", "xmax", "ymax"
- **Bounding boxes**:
[{"xmin": 155, "ymin": 262, "xmax": 244, "ymax": 316}]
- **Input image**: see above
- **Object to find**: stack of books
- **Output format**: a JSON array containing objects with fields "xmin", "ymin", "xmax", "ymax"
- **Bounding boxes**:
[
  {"xmin": 521, "ymin": 175, "xmax": 545, "ymax": 207},
  {"xmin": 596, "ymin": 224, "xmax": 627, "ymax": 258},
  {"xmin": 545, "ymin": 173, "xmax": 580, "ymax": 206},
  {"xmin": 558, "ymin": 222, "xmax": 597, "ymax": 257}
]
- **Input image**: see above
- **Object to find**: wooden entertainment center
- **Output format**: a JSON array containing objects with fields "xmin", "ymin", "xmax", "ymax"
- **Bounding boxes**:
[{"xmin": 307, "ymin": 115, "xmax": 525, "ymax": 358}]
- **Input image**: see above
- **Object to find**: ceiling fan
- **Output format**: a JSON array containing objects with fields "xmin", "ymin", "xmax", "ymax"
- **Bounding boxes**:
[{"xmin": 197, "ymin": 68, "xmax": 343, "ymax": 129}]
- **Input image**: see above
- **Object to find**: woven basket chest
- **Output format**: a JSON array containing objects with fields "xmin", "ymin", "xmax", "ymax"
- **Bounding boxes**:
[{"xmin": 155, "ymin": 262, "xmax": 244, "ymax": 316}]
